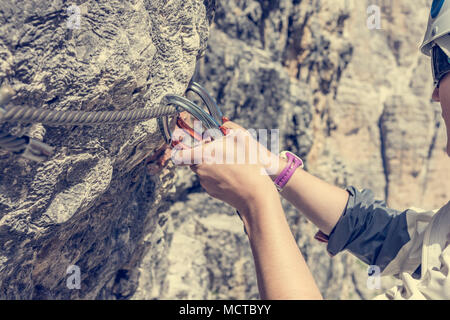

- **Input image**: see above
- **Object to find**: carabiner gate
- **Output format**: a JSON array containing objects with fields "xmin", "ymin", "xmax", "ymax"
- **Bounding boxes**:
[{"xmin": 158, "ymin": 82, "xmax": 229, "ymax": 149}]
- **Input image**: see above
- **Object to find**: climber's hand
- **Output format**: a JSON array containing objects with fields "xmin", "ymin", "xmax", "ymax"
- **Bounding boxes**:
[
  {"xmin": 219, "ymin": 121, "xmax": 281, "ymax": 175},
  {"xmin": 171, "ymin": 123, "xmax": 280, "ymax": 215}
]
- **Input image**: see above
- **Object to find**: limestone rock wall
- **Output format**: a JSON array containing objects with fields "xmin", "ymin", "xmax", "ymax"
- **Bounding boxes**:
[{"xmin": 0, "ymin": 0, "xmax": 211, "ymax": 299}]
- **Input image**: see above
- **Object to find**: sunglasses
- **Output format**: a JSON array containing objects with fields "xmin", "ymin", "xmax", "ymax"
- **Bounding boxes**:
[{"xmin": 432, "ymin": 44, "xmax": 450, "ymax": 87}]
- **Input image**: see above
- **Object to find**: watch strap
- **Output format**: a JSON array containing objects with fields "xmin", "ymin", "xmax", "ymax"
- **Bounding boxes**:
[{"xmin": 274, "ymin": 151, "xmax": 303, "ymax": 191}]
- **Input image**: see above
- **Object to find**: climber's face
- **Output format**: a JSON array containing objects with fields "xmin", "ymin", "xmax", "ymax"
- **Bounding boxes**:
[{"xmin": 432, "ymin": 72, "xmax": 450, "ymax": 156}]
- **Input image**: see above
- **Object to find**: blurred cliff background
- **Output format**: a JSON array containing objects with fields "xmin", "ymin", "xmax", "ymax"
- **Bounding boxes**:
[{"xmin": 0, "ymin": 0, "xmax": 448, "ymax": 299}]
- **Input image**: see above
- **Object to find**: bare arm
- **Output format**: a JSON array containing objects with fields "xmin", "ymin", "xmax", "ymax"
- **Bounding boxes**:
[
  {"xmin": 270, "ymin": 157, "xmax": 350, "ymax": 235},
  {"xmin": 174, "ymin": 128, "xmax": 323, "ymax": 299},
  {"xmin": 219, "ymin": 121, "xmax": 350, "ymax": 235},
  {"xmin": 240, "ymin": 188, "xmax": 323, "ymax": 300}
]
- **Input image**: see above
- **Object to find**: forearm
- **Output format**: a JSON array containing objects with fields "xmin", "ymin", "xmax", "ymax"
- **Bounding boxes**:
[
  {"xmin": 240, "ymin": 191, "xmax": 323, "ymax": 300},
  {"xmin": 270, "ymin": 158, "xmax": 349, "ymax": 235}
]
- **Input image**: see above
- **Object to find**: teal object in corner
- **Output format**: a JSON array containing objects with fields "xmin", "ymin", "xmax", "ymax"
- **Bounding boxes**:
[{"xmin": 431, "ymin": 0, "xmax": 446, "ymax": 18}]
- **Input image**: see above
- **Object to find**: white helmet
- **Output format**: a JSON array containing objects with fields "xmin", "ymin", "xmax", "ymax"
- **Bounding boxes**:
[{"xmin": 420, "ymin": 0, "xmax": 450, "ymax": 57}]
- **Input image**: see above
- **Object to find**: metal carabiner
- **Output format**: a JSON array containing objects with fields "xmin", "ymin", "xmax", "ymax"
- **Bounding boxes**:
[
  {"xmin": 21, "ymin": 137, "xmax": 54, "ymax": 162},
  {"xmin": 0, "ymin": 129, "xmax": 54, "ymax": 162},
  {"xmin": 0, "ymin": 85, "xmax": 54, "ymax": 162},
  {"xmin": 158, "ymin": 82, "xmax": 229, "ymax": 149},
  {"xmin": 186, "ymin": 82, "xmax": 229, "ymax": 136},
  {"xmin": 186, "ymin": 82, "xmax": 223, "ymax": 124}
]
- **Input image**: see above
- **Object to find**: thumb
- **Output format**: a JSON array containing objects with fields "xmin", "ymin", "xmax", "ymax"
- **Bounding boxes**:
[{"xmin": 222, "ymin": 120, "xmax": 245, "ymax": 131}]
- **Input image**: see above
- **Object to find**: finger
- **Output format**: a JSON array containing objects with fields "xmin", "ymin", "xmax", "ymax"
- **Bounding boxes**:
[
  {"xmin": 222, "ymin": 121, "xmax": 245, "ymax": 131},
  {"xmin": 171, "ymin": 145, "xmax": 200, "ymax": 166},
  {"xmin": 170, "ymin": 134, "xmax": 216, "ymax": 166},
  {"xmin": 190, "ymin": 164, "xmax": 200, "ymax": 173},
  {"xmin": 172, "ymin": 132, "xmax": 232, "ymax": 166}
]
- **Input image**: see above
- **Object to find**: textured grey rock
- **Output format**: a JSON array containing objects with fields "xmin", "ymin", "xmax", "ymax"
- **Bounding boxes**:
[
  {"xmin": 133, "ymin": 193, "xmax": 258, "ymax": 300},
  {"xmin": 0, "ymin": 0, "xmax": 211, "ymax": 299}
]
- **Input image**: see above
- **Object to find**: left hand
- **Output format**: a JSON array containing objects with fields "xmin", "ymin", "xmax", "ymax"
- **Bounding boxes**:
[{"xmin": 171, "ymin": 122, "xmax": 279, "ymax": 215}]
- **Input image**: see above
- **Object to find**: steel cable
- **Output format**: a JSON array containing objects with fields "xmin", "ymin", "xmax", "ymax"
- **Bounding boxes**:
[
  {"xmin": 0, "ymin": 83, "xmax": 221, "ymax": 162},
  {"xmin": 0, "ymin": 103, "xmax": 180, "ymax": 126}
]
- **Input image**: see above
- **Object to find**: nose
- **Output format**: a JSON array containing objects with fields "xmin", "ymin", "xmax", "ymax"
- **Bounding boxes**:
[{"xmin": 432, "ymin": 86, "xmax": 440, "ymax": 102}]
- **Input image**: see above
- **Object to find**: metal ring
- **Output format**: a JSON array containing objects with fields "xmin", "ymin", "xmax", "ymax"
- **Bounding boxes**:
[
  {"xmin": 158, "ymin": 92, "xmax": 223, "ymax": 146},
  {"xmin": 166, "ymin": 95, "xmax": 219, "ymax": 128},
  {"xmin": 186, "ymin": 82, "xmax": 224, "ymax": 124}
]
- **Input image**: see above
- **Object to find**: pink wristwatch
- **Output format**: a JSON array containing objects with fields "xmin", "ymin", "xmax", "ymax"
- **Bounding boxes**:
[{"xmin": 274, "ymin": 151, "xmax": 304, "ymax": 192}]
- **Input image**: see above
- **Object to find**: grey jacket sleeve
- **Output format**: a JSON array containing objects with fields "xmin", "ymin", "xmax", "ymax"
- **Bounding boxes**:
[{"xmin": 326, "ymin": 186, "xmax": 413, "ymax": 272}]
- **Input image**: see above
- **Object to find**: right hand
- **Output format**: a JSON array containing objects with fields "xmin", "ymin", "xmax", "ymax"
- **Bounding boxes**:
[
  {"xmin": 217, "ymin": 121, "xmax": 284, "ymax": 176},
  {"xmin": 171, "ymin": 121, "xmax": 281, "ymax": 215}
]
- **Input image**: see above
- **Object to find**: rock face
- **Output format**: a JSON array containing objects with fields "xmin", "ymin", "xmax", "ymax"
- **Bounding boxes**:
[
  {"xmin": 131, "ymin": 0, "xmax": 449, "ymax": 300},
  {"xmin": 0, "ymin": 0, "xmax": 211, "ymax": 299},
  {"xmin": 1, "ymin": 0, "xmax": 448, "ymax": 300}
]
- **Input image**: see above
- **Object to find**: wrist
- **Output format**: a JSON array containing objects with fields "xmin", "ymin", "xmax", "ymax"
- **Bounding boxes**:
[
  {"xmin": 268, "ymin": 157, "xmax": 288, "ymax": 181},
  {"xmin": 271, "ymin": 152, "xmax": 304, "ymax": 192},
  {"xmin": 237, "ymin": 187, "xmax": 278, "ymax": 217},
  {"xmin": 237, "ymin": 188, "xmax": 282, "ymax": 234}
]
